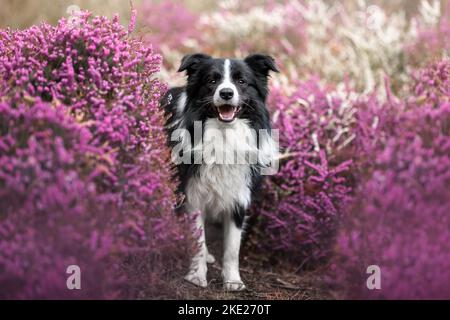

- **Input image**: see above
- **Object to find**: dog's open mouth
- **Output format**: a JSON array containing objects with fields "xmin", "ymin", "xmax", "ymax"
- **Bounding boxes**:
[{"xmin": 217, "ymin": 105, "xmax": 240, "ymax": 122}]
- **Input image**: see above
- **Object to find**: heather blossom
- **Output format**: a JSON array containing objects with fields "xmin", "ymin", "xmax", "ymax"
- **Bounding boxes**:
[
  {"xmin": 330, "ymin": 60, "xmax": 450, "ymax": 299},
  {"xmin": 0, "ymin": 11, "xmax": 192, "ymax": 299},
  {"xmin": 248, "ymin": 79, "xmax": 356, "ymax": 267}
]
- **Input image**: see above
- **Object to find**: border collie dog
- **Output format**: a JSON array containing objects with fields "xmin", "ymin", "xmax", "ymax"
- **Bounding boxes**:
[{"xmin": 162, "ymin": 53, "xmax": 279, "ymax": 291}]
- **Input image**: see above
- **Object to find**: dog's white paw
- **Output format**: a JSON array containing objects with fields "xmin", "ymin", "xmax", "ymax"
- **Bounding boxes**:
[
  {"xmin": 223, "ymin": 280, "xmax": 246, "ymax": 292},
  {"xmin": 206, "ymin": 253, "xmax": 216, "ymax": 264},
  {"xmin": 185, "ymin": 262, "xmax": 208, "ymax": 288},
  {"xmin": 184, "ymin": 272, "xmax": 208, "ymax": 288}
]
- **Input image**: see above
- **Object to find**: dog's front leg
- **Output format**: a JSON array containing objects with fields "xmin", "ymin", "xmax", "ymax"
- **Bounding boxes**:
[
  {"xmin": 222, "ymin": 215, "xmax": 246, "ymax": 291},
  {"xmin": 184, "ymin": 213, "xmax": 208, "ymax": 288}
]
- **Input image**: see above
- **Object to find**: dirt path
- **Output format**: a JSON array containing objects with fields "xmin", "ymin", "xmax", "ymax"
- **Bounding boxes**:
[
  {"xmin": 172, "ymin": 263, "xmax": 332, "ymax": 300},
  {"xmin": 169, "ymin": 223, "xmax": 333, "ymax": 300}
]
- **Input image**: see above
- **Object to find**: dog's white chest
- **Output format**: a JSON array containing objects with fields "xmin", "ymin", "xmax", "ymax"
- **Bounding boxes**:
[{"xmin": 185, "ymin": 119, "xmax": 256, "ymax": 216}]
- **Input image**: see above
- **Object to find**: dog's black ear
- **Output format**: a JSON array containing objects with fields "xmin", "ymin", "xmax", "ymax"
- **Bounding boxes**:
[
  {"xmin": 178, "ymin": 53, "xmax": 212, "ymax": 75},
  {"xmin": 244, "ymin": 54, "xmax": 279, "ymax": 77}
]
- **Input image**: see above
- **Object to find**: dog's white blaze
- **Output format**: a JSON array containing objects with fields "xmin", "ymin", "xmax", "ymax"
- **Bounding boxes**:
[{"xmin": 214, "ymin": 59, "xmax": 239, "ymax": 107}]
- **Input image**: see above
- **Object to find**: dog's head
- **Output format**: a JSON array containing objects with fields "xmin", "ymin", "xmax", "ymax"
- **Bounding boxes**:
[{"xmin": 178, "ymin": 53, "xmax": 279, "ymax": 123}]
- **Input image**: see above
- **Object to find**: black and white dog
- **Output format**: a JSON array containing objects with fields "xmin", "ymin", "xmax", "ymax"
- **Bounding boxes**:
[{"xmin": 161, "ymin": 53, "xmax": 279, "ymax": 291}]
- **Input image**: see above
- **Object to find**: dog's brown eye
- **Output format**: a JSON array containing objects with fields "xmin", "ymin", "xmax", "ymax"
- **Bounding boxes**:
[
  {"xmin": 209, "ymin": 79, "xmax": 217, "ymax": 85},
  {"xmin": 238, "ymin": 79, "xmax": 246, "ymax": 85}
]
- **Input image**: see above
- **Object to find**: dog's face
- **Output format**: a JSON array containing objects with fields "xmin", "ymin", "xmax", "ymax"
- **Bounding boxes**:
[{"xmin": 179, "ymin": 54, "xmax": 279, "ymax": 123}]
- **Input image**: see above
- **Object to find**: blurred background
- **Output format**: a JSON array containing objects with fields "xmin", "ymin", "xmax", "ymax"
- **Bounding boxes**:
[
  {"xmin": 0, "ymin": 0, "xmax": 437, "ymax": 29},
  {"xmin": 1, "ymin": 0, "xmax": 448, "ymax": 94}
]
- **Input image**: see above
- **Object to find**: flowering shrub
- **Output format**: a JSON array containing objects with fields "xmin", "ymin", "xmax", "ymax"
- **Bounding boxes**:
[
  {"xmin": 330, "ymin": 60, "xmax": 450, "ymax": 299},
  {"xmin": 0, "ymin": 12, "xmax": 192, "ymax": 299},
  {"xmin": 247, "ymin": 80, "xmax": 356, "ymax": 267}
]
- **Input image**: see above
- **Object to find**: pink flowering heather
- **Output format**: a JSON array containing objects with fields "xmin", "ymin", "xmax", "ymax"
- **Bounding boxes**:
[
  {"xmin": 330, "ymin": 60, "xmax": 450, "ymax": 299},
  {"xmin": 0, "ymin": 12, "xmax": 192, "ymax": 299},
  {"xmin": 139, "ymin": 1, "xmax": 200, "ymax": 54},
  {"xmin": 248, "ymin": 80, "xmax": 354, "ymax": 268}
]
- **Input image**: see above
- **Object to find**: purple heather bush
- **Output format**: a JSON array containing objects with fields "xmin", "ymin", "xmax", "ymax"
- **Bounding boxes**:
[
  {"xmin": 0, "ymin": 11, "xmax": 192, "ymax": 299},
  {"xmin": 330, "ymin": 60, "xmax": 450, "ymax": 299},
  {"xmin": 248, "ymin": 80, "xmax": 355, "ymax": 268}
]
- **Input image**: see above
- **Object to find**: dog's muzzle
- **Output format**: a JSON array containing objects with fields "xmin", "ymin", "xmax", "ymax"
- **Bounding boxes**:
[{"xmin": 216, "ymin": 105, "xmax": 241, "ymax": 122}]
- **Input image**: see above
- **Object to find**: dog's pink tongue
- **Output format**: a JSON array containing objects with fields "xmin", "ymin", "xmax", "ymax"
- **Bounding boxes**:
[{"xmin": 218, "ymin": 106, "xmax": 236, "ymax": 121}]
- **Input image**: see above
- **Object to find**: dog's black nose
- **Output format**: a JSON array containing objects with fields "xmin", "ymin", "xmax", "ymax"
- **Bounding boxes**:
[{"xmin": 219, "ymin": 88, "xmax": 234, "ymax": 100}]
